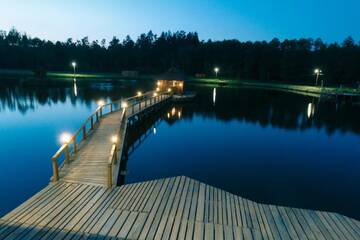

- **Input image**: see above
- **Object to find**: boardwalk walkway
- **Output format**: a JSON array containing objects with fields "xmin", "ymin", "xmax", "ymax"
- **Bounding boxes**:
[
  {"xmin": 51, "ymin": 91, "xmax": 170, "ymax": 187},
  {"xmin": 60, "ymin": 109, "xmax": 125, "ymax": 186},
  {"xmin": 1, "ymin": 176, "xmax": 359, "ymax": 239}
]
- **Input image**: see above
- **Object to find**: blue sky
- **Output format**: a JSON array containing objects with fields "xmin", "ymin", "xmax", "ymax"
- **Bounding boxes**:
[{"xmin": 0, "ymin": 0, "xmax": 358, "ymax": 42}]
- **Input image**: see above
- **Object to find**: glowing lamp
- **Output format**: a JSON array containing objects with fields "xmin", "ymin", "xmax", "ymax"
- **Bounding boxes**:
[
  {"xmin": 111, "ymin": 135, "xmax": 118, "ymax": 144},
  {"xmin": 60, "ymin": 132, "xmax": 71, "ymax": 144},
  {"xmin": 97, "ymin": 100, "xmax": 105, "ymax": 107},
  {"xmin": 121, "ymin": 101, "xmax": 128, "ymax": 108}
]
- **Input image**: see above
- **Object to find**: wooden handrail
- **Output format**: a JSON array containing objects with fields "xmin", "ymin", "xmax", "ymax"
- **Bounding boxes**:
[
  {"xmin": 51, "ymin": 90, "xmax": 172, "ymax": 183},
  {"xmin": 107, "ymin": 144, "xmax": 117, "ymax": 187}
]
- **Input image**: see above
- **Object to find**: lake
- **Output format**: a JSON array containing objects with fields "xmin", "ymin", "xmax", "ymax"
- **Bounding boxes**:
[{"xmin": 0, "ymin": 78, "xmax": 359, "ymax": 221}]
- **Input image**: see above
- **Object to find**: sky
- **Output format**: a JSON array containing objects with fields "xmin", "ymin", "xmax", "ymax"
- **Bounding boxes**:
[{"xmin": 0, "ymin": 0, "xmax": 358, "ymax": 43}]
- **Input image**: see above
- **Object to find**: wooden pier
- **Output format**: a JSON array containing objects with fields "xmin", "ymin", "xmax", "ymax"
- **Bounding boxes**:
[
  {"xmin": 1, "ymin": 177, "xmax": 360, "ymax": 239},
  {"xmin": 1, "ymin": 91, "xmax": 360, "ymax": 239}
]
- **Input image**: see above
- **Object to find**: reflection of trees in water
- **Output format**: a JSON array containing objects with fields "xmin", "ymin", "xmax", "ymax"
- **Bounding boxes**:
[
  {"xmin": 184, "ymin": 86, "xmax": 360, "ymax": 135},
  {"xmin": 0, "ymin": 80, "xmax": 152, "ymax": 114},
  {"xmin": 1, "ymin": 81, "xmax": 359, "ymax": 135}
]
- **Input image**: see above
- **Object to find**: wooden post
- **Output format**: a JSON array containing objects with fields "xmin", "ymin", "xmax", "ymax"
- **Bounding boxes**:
[
  {"xmin": 96, "ymin": 112, "xmax": 99, "ymax": 122},
  {"xmin": 114, "ymin": 146, "xmax": 118, "ymax": 164},
  {"xmin": 73, "ymin": 140, "xmax": 77, "ymax": 153},
  {"xmin": 52, "ymin": 157, "xmax": 59, "ymax": 182},
  {"xmin": 100, "ymin": 107, "xmax": 103, "ymax": 117},
  {"xmin": 110, "ymin": 103, "xmax": 113, "ymax": 112},
  {"xmin": 65, "ymin": 145, "xmax": 70, "ymax": 164},
  {"xmin": 90, "ymin": 116, "xmax": 94, "ymax": 130},
  {"xmin": 82, "ymin": 126, "xmax": 87, "ymax": 140},
  {"xmin": 107, "ymin": 163, "xmax": 112, "ymax": 188}
]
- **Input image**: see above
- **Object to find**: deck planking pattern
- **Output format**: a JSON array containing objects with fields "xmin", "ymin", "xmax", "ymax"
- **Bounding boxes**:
[{"xmin": 1, "ymin": 176, "xmax": 359, "ymax": 240}]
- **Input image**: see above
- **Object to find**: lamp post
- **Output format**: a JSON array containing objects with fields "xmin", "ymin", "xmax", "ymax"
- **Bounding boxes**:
[
  {"xmin": 214, "ymin": 67, "xmax": 219, "ymax": 78},
  {"xmin": 71, "ymin": 61, "xmax": 77, "ymax": 78},
  {"xmin": 314, "ymin": 68, "xmax": 322, "ymax": 86}
]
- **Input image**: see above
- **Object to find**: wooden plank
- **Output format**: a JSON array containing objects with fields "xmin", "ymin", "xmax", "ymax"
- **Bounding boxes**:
[
  {"xmin": 268, "ymin": 205, "xmax": 291, "ymax": 240},
  {"xmin": 138, "ymin": 178, "xmax": 172, "ymax": 239},
  {"xmin": 176, "ymin": 179, "xmax": 195, "ymax": 240},
  {"xmin": 215, "ymin": 224, "xmax": 224, "ymax": 240},
  {"xmin": 262, "ymin": 205, "xmax": 281, "ymax": 240},
  {"xmin": 204, "ymin": 223, "xmax": 215, "ymax": 240},
  {"xmin": 117, "ymin": 211, "xmax": 139, "ymax": 238},
  {"xmin": 297, "ymin": 208, "xmax": 326, "ymax": 240},
  {"xmin": 233, "ymin": 226, "xmax": 244, "ymax": 240},
  {"xmin": 162, "ymin": 177, "xmax": 189, "ymax": 240},
  {"xmin": 126, "ymin": 212, "xmax": 148, "ymax": 239},
  {"xmin": 224, "ymin": 225, "xmax": 234, "ymax": 240},
  {"xmin": 277, "ymin": 206, "xmax": 300, "ymax": 239},
  {"xmin": 196, "ymin": 182, "xmax": 206, "ymax": 222},
  {"xmin": 155, "ymin": 176, "xmax": 185, "ymax": 240},
  {"xmin": 287, "ymin": 207, "xmax": 316, "ymax": 240}
]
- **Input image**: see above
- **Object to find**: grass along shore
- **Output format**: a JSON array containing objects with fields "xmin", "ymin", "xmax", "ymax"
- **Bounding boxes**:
[
  {"xmin": 189, "ymin": 78, "xmax": 360, "ymax": 96},
  {"xmin": 1, "ymin": 69, "xmax": 359, "ymax": 96}
]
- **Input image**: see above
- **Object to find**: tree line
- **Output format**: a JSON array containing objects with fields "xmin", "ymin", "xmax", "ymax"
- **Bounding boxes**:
[{"xmin": 1, "ymin": 28, "xmax": 359, "ymax": 85}]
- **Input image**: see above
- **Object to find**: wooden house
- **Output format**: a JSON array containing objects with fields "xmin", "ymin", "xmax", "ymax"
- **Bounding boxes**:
[{"xmin": 156, "ymin": 68, "xmax": 186, "ymax": 94}]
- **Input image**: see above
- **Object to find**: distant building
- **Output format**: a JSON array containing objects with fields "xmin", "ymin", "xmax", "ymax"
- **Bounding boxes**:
[
  {"xmin": 156, "ymin": 68, "xmax": 186, "ymax": 94},
  {"xmin": 121, "ymin": 70, "xmax": 139, "ymax": 77},
  {"xmin": 195, "ymin": 73, "xmax": 206, "ymax": 78}
]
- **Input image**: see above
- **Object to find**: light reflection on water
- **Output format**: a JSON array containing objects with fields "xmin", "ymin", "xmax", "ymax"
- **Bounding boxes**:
[{"xmin": 0, "ymin": 79, "xmax": 359, "ymax": 221}]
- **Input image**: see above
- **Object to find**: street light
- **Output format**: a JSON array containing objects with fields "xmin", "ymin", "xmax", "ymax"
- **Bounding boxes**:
[
  {"xmin": 137, "ymin": 91, "xmax": 142, "ymax": 97},
  {"xmin": 314, "ymin": 68, "xmax": 322, "ymax": 86},
  {"xmin": 214, "ymin": 67, "xmax": 219, "ymax": 78},
  {"xmin": 71, "ymin": 61, "xmax": 77, "ymax": 78}
]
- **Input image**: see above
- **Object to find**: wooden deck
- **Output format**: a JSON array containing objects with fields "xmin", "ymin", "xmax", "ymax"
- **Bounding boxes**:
[{"xmin": 1, "ymin": 176, "xmax": 359, "ymax": 239}]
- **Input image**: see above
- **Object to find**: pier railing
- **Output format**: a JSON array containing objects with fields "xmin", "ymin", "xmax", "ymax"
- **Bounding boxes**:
[
  {"xmin": 106, "ymin": 91, "xmax": 171, "ymax": 187},
  {"xmin": 51, "ymin": 90, "xmax": 171, "ymax": 185}
]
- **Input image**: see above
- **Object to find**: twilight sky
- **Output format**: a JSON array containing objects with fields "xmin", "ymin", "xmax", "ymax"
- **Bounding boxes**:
[{"xmin": 0, "ymin": 0, "xmax": 358, "ymax": 43}]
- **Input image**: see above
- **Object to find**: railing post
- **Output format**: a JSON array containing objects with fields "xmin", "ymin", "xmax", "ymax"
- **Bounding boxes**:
[
  {"xmin": 73, "ymin": 140, "xmax": 77, "ymax": 153},
  {"xmin": 96, "ymin": 111, "xmax": 99, "ymax": 122},
  {"xmin": 110, "ymin": 103, "xmax": 113, "ymax": 112},
  {"xmin": 65, "ymin": 144, "xmax": 70, "ymax": 164},
  {"xmin": 90, "ymin": 116, "xmax": 94, "ymax": 130},
  {"xmin": 52, "ymin": 157, "xmax": 59, "ymax": 182},
  {"xmin": 100, "ymin": 107, "xmax": 103, "ymax": 117},
  {"xmin": 82, "ymin": 126, "xmax": 87, "ymax": 140},
  {"xmin": 107, "ymin": 163, "xmax": 112, "ymax": 188}
]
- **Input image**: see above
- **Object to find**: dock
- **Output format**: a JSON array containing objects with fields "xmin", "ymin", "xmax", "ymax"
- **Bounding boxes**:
[{"xmin": 1, "ymin": 90, "xmax": 359, "ymax": 239}]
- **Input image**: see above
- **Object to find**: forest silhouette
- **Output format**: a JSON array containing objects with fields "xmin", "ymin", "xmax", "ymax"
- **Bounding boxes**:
[{"xmin": 1, "ymin": 28, "xmax": 359, "ymax": 85}]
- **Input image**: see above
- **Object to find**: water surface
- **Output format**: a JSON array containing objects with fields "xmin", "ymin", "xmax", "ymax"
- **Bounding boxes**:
[{"xmin": 0, "ymin": 79, "xmax": 359, "ymax": 220}]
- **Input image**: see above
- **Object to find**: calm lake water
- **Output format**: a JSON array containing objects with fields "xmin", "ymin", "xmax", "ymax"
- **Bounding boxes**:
[{"xmin": 0, "ymin": 78, "xmax": 359, "ymax": 221}]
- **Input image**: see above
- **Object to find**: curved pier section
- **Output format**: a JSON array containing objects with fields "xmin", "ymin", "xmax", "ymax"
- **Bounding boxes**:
[{"xmin": 51, "ymin": 91, "xmax": 171, "ymax": 187}]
